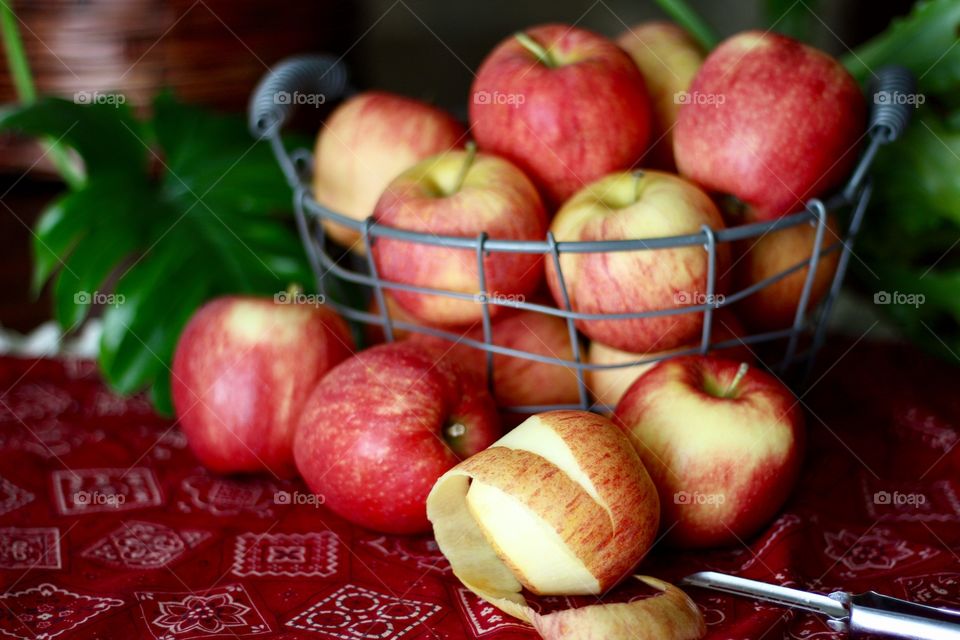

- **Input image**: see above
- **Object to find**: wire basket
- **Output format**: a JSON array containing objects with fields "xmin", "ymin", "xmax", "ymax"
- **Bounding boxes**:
[{"xmin": 248, "ymin": 55, "xmax": 914, "ymax": 413}]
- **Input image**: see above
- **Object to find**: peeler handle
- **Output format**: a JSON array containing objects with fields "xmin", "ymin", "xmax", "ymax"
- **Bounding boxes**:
[{"xmin": 848, "ymin": 591, "xmax": 960, "ymax": 639}]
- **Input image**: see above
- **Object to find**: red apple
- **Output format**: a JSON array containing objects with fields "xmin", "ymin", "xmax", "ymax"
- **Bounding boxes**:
[
  {"xmin": 470, "ymin": 24, "xmax": 652, "ymax": 204},
  {"xmin": 616, "ymin": 22, "xmax": 704, "ymax": 169},
  {"xmin": 731, "ymin": 213, "xmax": 841, "ymax": 332},
  {"xmin": 409, "ymin": 309, "xmax": 582, "ymax": 408},
  {"xmin": 172, "ymin": 295, "xmax": 354, "ymax": 477},
  {"xmin": 546, "ymin": 170, "xmax": 728, "ymax": 353},
  {"xmin": 674, "ymin": 31, "xmax": 866, "ymax": 220},
  {"xmin": 294, "ymin": 342, "xmax": 501, "ymax": 534},
  {"xmin": 372, "ymin": 147, "xmax": 547, "ymax": 326},
  {"xmin": 313, "ymin": 91, "xmax": 466, "ymax": 251},
  {"xmin": 588, "ymin": 310, "xmax": 749, "ymax": 410},
  {"xmin": 614, "ymin": 356, "xmax": 805, "ymax": 548}
]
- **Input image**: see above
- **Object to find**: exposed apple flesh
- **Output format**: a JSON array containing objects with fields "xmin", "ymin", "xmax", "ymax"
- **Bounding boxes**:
[{"xmin": 426, "ymin": 411, "xmax": 701, "ymax": 640}]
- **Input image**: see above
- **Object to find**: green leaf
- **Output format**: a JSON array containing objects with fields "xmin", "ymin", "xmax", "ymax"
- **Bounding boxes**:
[
  {"xmin": 844, "ymin": 0, "xmax": 960, "ymax": 95},
  {"xmin": 20, "ymin": 91, "xmax": 320, "ymax": 412},
  {"xmin": 0, "ymin": 97, "xmax": 147, "ymax": 177},
  {"xmin": 764, "ymin": 0, "xmax": 820, "ymax": 41}
]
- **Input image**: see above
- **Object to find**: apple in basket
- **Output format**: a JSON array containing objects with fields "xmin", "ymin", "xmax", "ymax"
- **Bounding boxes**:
[
  {"xmin": 616, "ymin": 21, "xmax": 705, "ymax": 169},
  {"xmin": 731, "ymin": 213, "xmax": 841, "ymax": 332},
  {"xmin": 546, "ymin": 169, "xmax": 729, "ymax": 354},
  {"xmin": 172, "ymin": 295, "xmax": 353, "ymax": 477},
  {"xmin": 614, "ymin": 355, "xmax": 805, "ymax": 548},
  {"xmin": 470, "ymin": 23, "xmax": 652, "ymax": 204},
  {"xmin": 674, "ymin": 31, "xmax": 866, "ymax": 220},
  {"xmin": 313, "ymin": 91, "xmax": 466, "ymax": 252},
  {"xmin": 371, "ymin": 146, "xmax": 548, "ymax": 327},
  {"xmin": 588, "ymin": 309, "xmax": 750, "ymax": 410},
  {"xmin": 294, "ymin": 342, "xmax": 501, "ymax": 534},
  {"xmin": 408, "ymin": 309, "xmax": 583, "ymax": 409}
]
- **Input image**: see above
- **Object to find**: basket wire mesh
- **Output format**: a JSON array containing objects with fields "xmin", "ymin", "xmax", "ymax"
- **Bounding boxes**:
[{"xmin": 249, "ymin": 55, "xmax": 914, "ymax": 413}]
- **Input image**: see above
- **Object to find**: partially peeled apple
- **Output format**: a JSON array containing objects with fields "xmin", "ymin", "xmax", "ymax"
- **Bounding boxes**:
[{"xmin": 427, "ymin": 410, "xmax": 705, "ymax": 639}]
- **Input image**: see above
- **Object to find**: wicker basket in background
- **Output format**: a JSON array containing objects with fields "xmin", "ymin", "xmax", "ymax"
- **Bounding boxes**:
[{"xmin": 0, "ymin": 0, "xmax": 356, "ymax": 177}]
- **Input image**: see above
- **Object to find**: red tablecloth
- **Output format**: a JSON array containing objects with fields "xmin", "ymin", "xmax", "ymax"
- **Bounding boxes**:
[{"xmin": 0, "ymin": 343, "xmax": 958, "ymax": 640}]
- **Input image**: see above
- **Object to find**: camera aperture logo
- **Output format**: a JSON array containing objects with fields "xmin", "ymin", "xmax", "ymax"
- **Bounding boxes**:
[
  {"xmin": 274, "ymin": 291, "xmax": 326, "ymax": 307},
  {"xmin": 274, "ymin": 91, "xmax": 326, "ymax": 107},
  {"xmin": 874, "ymin": 290, "xmax": 924, "ymax": 308},
  {"xmin": 74, "ymin": 291, "xmax": 125, "ymax": 307},
  {"xmin": 274, "ymin": 490, "xmax": 325, "ymax": 507},
  {"xmin": 674, "ymin": 91, "xmax": 725, "ymax": 107},
  {"xmin": 73, "ymin": 91, "xmax": 127, "ymax": 106},
  {"xmin": 473, "ymin": 90, "xmax": 525, "ymax": 108},
  {"xmin": 674, "ymin": 490, "xmax": 725, "ymax": 507}
]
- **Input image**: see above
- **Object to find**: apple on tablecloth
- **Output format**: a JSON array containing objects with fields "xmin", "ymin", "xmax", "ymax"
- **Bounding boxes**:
[
  {"xmin": 614, "ymin": 355, "xmax": 805, "ymax": 548},
  {"xmin": 172, "ymin": 295, "xmax": 353, "ymax": 477},
  {"xmin": 294, "ymin": 341, "xmax": 501, "ymax": 534}
]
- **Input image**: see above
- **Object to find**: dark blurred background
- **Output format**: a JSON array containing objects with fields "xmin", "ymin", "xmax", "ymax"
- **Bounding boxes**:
[{"xmin": 0, "ymin": 0, "xmax": 915, "ymax": 334}]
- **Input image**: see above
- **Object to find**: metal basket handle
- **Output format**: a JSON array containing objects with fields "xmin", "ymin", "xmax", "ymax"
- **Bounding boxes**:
[
  {"xmin": 868, "ymin": 65, "xmax": 915, "ymax": 142},
  {"xmin": 248, "ymin": 54, "xmax": 349, "ymax": 140}
]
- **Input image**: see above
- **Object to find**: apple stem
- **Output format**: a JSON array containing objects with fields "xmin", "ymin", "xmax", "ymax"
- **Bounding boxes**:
[
  {"xmin": 286, "ymin": 283, "xmax": 303, "ymax": 298},
  {"xmin": 450, "ymin": 141, "xmax": 477, "ymax": 195},
  {"xmin": 514, "ymin": 32, "xmax": 556, "ymax": 67},
  {"xmin": 632, "ymin": 170, "xmax": 645, "ymax": 200},
  {"xmin": 723, "ymin": 362, "xmax": 750, "ymax": 398}
]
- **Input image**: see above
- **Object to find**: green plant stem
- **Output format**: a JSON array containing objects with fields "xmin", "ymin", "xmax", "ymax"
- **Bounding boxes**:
[
  {"xmin": 653, "ymin": 0, "xmax": 719, "ymax": 50},
  {"xmin": 0, "ymin": 1, "xmax": 84, "ymax": 188}
]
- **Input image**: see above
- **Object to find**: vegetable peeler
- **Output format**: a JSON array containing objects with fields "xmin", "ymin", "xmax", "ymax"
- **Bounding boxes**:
[{"xmin": 683, "ymin": 571, "xmax": 960, "ymax": 639}]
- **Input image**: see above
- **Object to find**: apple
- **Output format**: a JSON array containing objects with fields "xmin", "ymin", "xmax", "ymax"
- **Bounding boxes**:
[
  {"xmin": 470, "ymin": 24, "xmax": 652, "ymax": 204},
  {"xmin": 313, "ymin": 91, "xmax": 466, "ymax": 251},
  {"xmin": 294, "ymin": 341, "xmax": 501, "ymax": 534},
  {"xmin": 616, "ymin": 22, "xmax": 704, "ymax": 169},
  {"xmin": 171, "ymin": 295, "xmax": 353, "ymax": 477},
  {"xmin": 674, "ymin": 31, "xmax": 866, "ymax": 220},
  {"xmin": 546, "ymin": 169, "xmax": 728, "ymax": 353},
  {"xmin": 408, "ymin": 309, "xmax": 582, "ymax": 408},
  {"xmin": 588, "ymin": 310, "xmax": 749, "ymax": 410},
  {"xmin": 428, "ymin": 410, "xmax": 660, "ymax": 596},
  {"xmin": 614, "ymin": 356, "xmax": 805, "ymax": 548},
  {"xmin": 372, "ymin": 146, "xmax": 547, "ymax": 327},
  {"xmin": 731, "ymin": 214, "xmax": 841, "ymax": 332}
]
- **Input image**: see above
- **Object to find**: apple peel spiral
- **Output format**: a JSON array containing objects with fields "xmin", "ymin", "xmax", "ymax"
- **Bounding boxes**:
[{"xmin": 426, "ymin": 410, "xmax": 706, "ymax": 640}]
